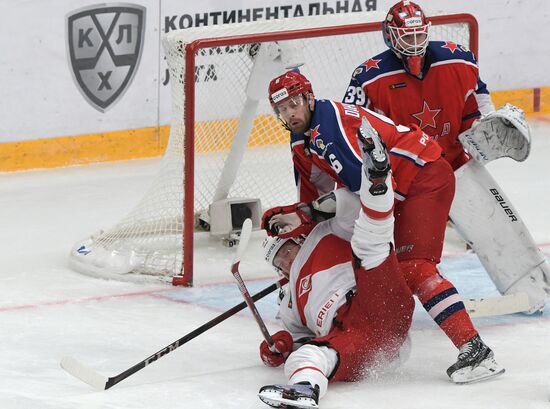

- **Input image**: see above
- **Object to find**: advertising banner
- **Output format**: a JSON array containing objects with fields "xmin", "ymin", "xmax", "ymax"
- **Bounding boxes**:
[{"xmin": 0, "ymin": 0, "xmax": 548, "ymax": 164}]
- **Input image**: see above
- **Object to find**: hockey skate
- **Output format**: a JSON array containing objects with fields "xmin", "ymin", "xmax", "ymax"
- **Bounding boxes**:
[
  {"xmin": 446, "ymin": 335, "xmax": 505, "ymax": 384},
  {"xmin": 357, "ymin": 116, "xmax": 390, "ymax": 195},
  {"xmin": 258, "ymin": 382, "xmax": 320, "ymax": 409}
]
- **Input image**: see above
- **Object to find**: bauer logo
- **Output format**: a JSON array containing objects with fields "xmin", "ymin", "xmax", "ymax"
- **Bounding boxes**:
[
  {"xmin": 66, "ymin": 3, "xmax": 146, "ymax": 112},
  {"xmin": 271, "ymin": 88, "xmax": 289, "ymax": 104}
]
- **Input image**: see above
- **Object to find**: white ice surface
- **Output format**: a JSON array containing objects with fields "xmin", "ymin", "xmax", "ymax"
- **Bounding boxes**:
[{"xmin": 1, "ymin": 117, "xmax": 550, "ymax": 409}]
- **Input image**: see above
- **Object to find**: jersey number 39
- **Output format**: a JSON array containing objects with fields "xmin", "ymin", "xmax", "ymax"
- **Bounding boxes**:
[{"xmin": 343, "ymin": 86, "xmax": 366, "ymax": 106}]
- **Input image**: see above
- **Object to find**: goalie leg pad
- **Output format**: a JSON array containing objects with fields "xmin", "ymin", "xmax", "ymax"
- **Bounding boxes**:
[{"xmin": 450, "ymin": 160, "xmax": 550, "ymax": 312}]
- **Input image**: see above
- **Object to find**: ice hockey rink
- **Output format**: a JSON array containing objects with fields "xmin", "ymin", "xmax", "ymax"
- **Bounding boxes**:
[{"xmin": 0, "ymin": 116, "xmax": 549, "ymax": 409}]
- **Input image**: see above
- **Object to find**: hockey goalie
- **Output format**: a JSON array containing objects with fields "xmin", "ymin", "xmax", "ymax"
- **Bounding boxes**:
[
  {"xmin": 451, "ymin": 104, "xmax": 549, "ymax": 313},
  {"xmin": 342, "ymin": 0, "xmax": 550, "ymax": 313}
]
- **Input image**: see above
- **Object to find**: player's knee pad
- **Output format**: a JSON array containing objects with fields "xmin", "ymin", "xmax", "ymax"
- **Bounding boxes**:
[{"xmin": 399, "ymin": 259, "xmax": 443, "ymax": 295}]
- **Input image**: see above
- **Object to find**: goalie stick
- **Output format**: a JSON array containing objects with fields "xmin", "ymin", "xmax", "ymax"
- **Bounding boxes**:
[
  {"xmin": 464, "ymin": 292, "xmax": 530, "ymax": 318},
  {"xmin": 230, "ymin": 218, "xmax": 276, "ymax": 348},
  {"xmin": 61, "ymin": 275, "xmax": 288, "ymax": 390}
]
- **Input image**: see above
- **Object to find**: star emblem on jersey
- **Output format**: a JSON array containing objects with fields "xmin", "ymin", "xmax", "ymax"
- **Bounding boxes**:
[
  {"xmin": 412, "ymin": 101, "xmax": 441, "ymax": 129},
  {"xmin": 442, "ymin": 41, "xmax": 459, "ymax": 53},
  {"xmin": 310, "ymin": 125, "xmax": 321, "ymax": 141},
  {"xmin": 362, "ymin": 58, "xmax": 382, "ymax": 72}
]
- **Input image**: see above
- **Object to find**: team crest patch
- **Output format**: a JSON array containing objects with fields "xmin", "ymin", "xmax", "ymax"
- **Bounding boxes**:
[
  {"xmin": 298, "ymin": 275, "xmax": 312, "ymax": 297},
  {"xmin": 315, "ymin": 139, "xmax": 326, "ymax": 150},
  {"xmin": 66, "ymin": 3, "xmax": 146, "ymax": 112},
  {"xmin": 353, "ymin": 67, "xmax": 363, "ymax": 77}
]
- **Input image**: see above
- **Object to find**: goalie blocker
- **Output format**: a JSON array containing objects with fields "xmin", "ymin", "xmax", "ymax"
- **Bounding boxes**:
[{"xmin": 450, "ymin": 160, "xmax": 550, "ymax": 313}]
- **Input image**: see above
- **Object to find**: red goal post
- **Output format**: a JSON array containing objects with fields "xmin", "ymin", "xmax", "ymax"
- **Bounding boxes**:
[{"xmin": 69, "ymin": 11, "xmax": 478, "ymax": 286}]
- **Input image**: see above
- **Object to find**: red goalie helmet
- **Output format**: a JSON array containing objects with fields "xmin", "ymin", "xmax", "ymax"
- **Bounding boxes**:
[
  {"xmin": 383, "ymin": 1, "xmax": 430, "ymax": 58},
  {"xmin": 268, "ymin": 71, "xmax": 313, "ymax": 108}
]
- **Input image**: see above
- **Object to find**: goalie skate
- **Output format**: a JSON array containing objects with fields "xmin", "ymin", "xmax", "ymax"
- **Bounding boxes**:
[
  {"xmin": 447, "ymin": 335, "xmax": 505, "ymax": 384},
  {"xmin": 258, "ymin": 383, "xmax": 320, "ymax": 409}
]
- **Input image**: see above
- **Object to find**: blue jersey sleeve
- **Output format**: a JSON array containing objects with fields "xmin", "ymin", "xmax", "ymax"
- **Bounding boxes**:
[{"xmin": 309, "ymin": 101, "xmax": 363, "ymax": 193}]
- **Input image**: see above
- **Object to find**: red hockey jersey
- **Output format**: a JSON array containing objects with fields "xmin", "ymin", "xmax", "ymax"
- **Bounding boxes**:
[
  {"xmin": 343, "ymin": 41, "xmax": 494, "ymax": 169},
  {"xmin": 290, "ymin": 100, "xmax": 441, "ymax": 203}
]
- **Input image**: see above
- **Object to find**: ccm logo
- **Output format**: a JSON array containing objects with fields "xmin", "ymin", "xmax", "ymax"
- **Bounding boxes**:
[{"xmin": 490, "ymin": 188, "xmax": 517, "ymax": 222}]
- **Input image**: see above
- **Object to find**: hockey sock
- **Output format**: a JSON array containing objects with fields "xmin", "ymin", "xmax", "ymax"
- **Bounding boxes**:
[{"xmin": 400, "ymin": 259, "xmax": 478, "ymax": 348}]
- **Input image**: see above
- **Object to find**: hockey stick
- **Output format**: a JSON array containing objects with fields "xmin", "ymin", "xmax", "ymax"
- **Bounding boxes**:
[
  {"xmin": 464, "ymin": 292, "xmax": 530, "ymax": 318},
  {"xmin": 230, "ymin": 218, "xmax": 276, "ymax": 348},
  {"xmin": 61, "ymin": 276, "xmax": 288, "ymax": 390}
]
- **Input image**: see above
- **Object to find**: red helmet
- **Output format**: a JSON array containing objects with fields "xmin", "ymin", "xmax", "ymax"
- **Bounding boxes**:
[
  {"xmin": 383, "ymin": 1, "xmax": 430, "ymax": 57},
  {"xmin": 268, "ymin": 71, "xmax": 313, "ymax": 107}
]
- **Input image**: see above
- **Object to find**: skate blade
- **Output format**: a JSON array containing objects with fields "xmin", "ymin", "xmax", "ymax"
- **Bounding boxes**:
[
  {"xmin": 258, "ymin": 390, "xmax": 319, "ymax": 409},
  {"xmin": 450, "ymin": 359, "xmax": 505, "ymax": 384}
]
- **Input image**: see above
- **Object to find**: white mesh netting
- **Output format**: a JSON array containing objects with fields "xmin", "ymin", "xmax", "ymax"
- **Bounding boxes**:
[{"xmin": 68, "ymin": 11, "xmax": 474, "ymax": 284}]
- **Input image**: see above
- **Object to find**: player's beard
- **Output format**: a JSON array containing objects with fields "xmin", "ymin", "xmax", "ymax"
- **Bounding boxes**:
[
  {"xmin": 288, "ymin": 118, "xmax": 308, "ymax": 134},
  {"xmin": 287, "ymin": 110, "xmax": 312, "ymax": 134}
]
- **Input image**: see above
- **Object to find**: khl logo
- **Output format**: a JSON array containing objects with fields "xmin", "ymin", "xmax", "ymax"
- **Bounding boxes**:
[{"xmin": 66, "ymin": 3, "xmax": 146, "ymax": 112}]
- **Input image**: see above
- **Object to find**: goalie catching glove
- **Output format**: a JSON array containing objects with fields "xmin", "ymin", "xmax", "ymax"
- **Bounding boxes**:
[
  {"xmin": 262, "ymin": 191, "xmax": 337, "ymax": 238},
  {"xmin": 259, "ymin": 330, "xmax": 294, "ymax": 367},
  {"xmin": 458, "ymin": 103, "xmax": 531, "ymax": 164}
]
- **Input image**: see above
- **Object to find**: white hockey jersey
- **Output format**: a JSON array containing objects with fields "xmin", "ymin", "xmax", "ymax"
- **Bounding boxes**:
[
  {"xmin": 279, "ymin": 219, "xmax": 355, "ymax": 340},
  {"xmin": 278, "ymin": 188, "xmax": 364, "ymax": 340}
]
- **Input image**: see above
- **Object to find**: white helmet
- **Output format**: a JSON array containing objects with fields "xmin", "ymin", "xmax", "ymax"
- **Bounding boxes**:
[
  {"xmin": 262, "ymin": 236, "xmax": 303, "ymax": 274},
  {"xmin": 262, "ymin": 236, "xmax": 290, "ymax": 268}
]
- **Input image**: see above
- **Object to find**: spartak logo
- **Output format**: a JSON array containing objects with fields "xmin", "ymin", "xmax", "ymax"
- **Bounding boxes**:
[
  {"xmin": 298, "ymin": 274, "xmax": 312, "ymax": 298},
  {"xmin": 66, "ymin": 3, "xmax": 146, "ymax": 112}
]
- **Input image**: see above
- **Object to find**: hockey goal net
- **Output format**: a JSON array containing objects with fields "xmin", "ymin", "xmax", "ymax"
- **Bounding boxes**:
[{"xmin": 68, "ymin": 11, "xmax": 478, "ymax": 285}]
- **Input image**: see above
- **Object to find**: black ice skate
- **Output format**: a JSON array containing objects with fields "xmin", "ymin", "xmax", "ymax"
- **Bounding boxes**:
[
  {"xmin": 357, "ymin": 116, "xmax": 391, "ymax": 196},
  {"xmin": 446, "ymin": 335, "xmax": 505, "ymax": 384},
  {"xmin": 258, "ymin": 382, "xmax": 320, "ymax": 409}
]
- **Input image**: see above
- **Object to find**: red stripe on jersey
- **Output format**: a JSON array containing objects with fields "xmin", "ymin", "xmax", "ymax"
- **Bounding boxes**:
[{"xmin": 361, "ymin": 202, "xmax": 394, "ymax": 219}]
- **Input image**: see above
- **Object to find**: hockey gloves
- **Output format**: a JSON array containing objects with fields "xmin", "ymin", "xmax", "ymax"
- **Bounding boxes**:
[
  {"xmin": 262, "ymin": 192, "xmax": 338, "ymax": 238},
  {"xmin": 262, "ymin": 203, "xmax": 316, "ymax": 238},
  {"xmin": 259, "ymin": 330, "xmax": 294, "ymax": 367}
]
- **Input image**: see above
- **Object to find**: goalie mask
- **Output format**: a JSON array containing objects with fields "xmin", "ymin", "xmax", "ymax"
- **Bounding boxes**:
[
  {"xmin": 262, "ymin": 236, "xmax": 303, "ymax": 277},
  {"xmin": 268, "ymin": 71, "xmax": 314, "ymax": 133},
  {"xmin": 382, "ymin": 1, "xmax": 430, "ymax": 76}
]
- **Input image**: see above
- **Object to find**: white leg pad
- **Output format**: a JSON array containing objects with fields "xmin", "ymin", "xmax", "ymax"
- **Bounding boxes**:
[{"xmin": 450, "ymin": 160, "xmax": 550, "ymax": 313}]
